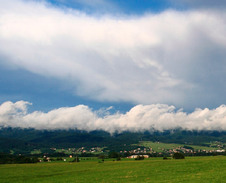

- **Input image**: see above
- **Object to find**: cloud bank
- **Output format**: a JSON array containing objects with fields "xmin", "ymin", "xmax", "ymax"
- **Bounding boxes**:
[
  {"xmin": 0, "ymin": 101, "xmax": 226, "ymax": 133},
  {"xmin": 0, "ymin": 0, "xmax": 226, "ymax": 109}
]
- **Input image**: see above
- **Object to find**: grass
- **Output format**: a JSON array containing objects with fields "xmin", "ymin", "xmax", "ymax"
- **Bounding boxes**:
[
  {"xmin": 30, "ymin": 149, "xmax": 42, "ymax": 155},
  {"xmin": 0, "ymin": 156, "xmax": 226, "ymax": 182}
]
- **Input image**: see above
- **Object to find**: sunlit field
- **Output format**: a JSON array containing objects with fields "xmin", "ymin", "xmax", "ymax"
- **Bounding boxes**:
[{"xmin": 0, "ymin": 156, "xmax": 226, "ymax": 183}]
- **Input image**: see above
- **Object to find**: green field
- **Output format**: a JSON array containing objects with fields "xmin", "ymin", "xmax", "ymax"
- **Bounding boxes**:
[
  {"xmin": 138, "ymin": 141, "xmax": 221, "ymax": 152},
  {"xmin": 0, "ymin": 156, "xmax": 226, "ymax": 183}
]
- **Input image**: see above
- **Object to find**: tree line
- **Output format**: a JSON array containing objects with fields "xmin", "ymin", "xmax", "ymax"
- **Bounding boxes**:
[{"xmin": 0, "ymin": 153, "xmax": 39, "ymax": 164}]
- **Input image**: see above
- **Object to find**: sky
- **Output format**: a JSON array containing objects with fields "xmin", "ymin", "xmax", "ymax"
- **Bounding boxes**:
[{"xmin": 0, "ymin": 0, "xmax": 226, "ymax": 132}]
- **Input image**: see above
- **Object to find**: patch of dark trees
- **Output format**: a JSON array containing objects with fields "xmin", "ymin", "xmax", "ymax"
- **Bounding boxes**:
[
  {"xmin": 173, "ymin": 153, "xmax": 185, "ymax": 159},
  {"xmin": 0, "ymin": 153, "xmax": 39, "ymax": 164}
]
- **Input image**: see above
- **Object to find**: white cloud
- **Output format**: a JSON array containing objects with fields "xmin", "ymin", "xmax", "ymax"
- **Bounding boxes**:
[
  {"xmin": 0, "ymin": 0, "xmax": 226, "ymax": 109},
  {"xmin": 0, "ymin": 101, "xmax": 226, "ymax": 133}
]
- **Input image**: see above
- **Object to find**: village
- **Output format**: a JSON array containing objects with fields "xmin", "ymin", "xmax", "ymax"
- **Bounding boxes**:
[{"xmin": 46, "ymin": 141, "xmax": 225, "ymax": 159}]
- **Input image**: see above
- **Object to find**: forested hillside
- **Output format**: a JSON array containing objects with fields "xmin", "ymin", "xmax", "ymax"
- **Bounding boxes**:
[{"xmin": 0, "ymin": 127, "xmax": 226, "ymax": 154}]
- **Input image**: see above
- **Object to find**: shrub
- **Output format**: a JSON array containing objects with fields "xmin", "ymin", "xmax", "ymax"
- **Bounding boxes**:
[
  {"xmin": 173, "ymin": 153, "xmax": 185, "ymax": 159},
  {"xmin": 108, "ymin": 152, "xmax": 120, "ymax": 159},
  {"xmin": 72, "ymin": 156, "xmax": 80, "ymax": 162},
  {"xmin": 56, "ymin": 157, "xmax": 63, "ymax": 161},
  {"xmin": 98, "ymin": 154, "xmax": 106, "ymax": 159},
  {"xmin": 98, "ymin": 160, "xmax": 104, "ymax": 163},
  {"xmin": 135, "ymin": 155, "xmax": 144, "ymax": 160},
  {"xmin": 116, "ymin": 157, "xmax": 121, "ymax": 161}
]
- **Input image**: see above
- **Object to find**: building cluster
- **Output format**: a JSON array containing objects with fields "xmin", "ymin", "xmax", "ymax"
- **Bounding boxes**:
[
  {"xmin": 53, "ymin": 147, "xmax": 104, "ymax": 154},
  {"xmin": 125, "ymin": 146, "xmax": 225, "ymax": 156},
  {"xmin": 48, "ymin": 141, "xmax": 225, "ymax": 156}
]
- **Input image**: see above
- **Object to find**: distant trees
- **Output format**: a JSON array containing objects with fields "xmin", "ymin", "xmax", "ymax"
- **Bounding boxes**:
[
  {"xmin": 72, "ymin": 156, "xmax": 80, "ymax": 162},
  {"xmin": 98, "ymin": 154, "xmax": 106, "ymax": 159},
  {"xmin": 56, "ymin": 157, "xmax": 63, "ymax": 161},
  {"xmin": 108, "ymin": 152, "xmax": 120, "ymax": 159},
  {"xmin": 0, "ymin": 153, "xmax": 39, "ymax": 164},
  {"xmin": 135, "ymin": 155, "xmax": 145, "ymax": 160},
  {"xmin": 173, "ymin": 153, "xmax": 185, "ymax": 159},
  {"xmin": 108, "ymin": 152, "xmax": 121, "ymax": 161}
]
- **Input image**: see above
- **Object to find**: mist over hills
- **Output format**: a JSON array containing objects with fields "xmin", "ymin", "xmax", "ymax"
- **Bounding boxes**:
[
  {"xmin": 1, "ymin": 101, "xmax": 226, "ymax": 133},
  {"xmin": 1, "ymin": 101, "xmax": 226, "ymax": 154}
]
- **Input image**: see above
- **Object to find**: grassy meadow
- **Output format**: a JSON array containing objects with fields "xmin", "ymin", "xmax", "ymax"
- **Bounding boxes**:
[
  {"xmin": 0, "ymin": 156, "xmax": 226, "ymax": 183},
  {"xmin": 138, "ymin": 141, "xmax": 220, "ymax": 152}
]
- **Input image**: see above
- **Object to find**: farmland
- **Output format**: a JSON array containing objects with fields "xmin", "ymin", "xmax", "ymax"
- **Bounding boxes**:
[
  {"xmin": 27, "ymin": 141, "xmax": 226, "ymax": 157},
  {"xmin": 136, "ymin": 141, "xmax": 224, "ymax": 152},
  {"xmin": 0, "ymin": 156, "xmax": 226, "ymax": 183}
]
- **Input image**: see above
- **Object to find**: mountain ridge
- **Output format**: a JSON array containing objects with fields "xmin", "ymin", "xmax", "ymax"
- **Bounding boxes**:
[{"xmin": 0, "ymin": 127, "xmax": 226, "ymax": 154}]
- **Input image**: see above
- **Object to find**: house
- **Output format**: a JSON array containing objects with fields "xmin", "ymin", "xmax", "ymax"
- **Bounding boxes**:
[
  {"xmin": 128, "ymin": 155, "xmax": 139, "ymax": 159},
  {"xmin": 127, "ymin": 155, "xmax": 149, "ymax": 159}
]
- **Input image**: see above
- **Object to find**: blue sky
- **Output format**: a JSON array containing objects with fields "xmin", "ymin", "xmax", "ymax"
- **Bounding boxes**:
[
  {"xmin": 48, "ymin": 0, "xmax": 172, "ymax": 14},
  {"xmin": 47, "ymin": 0, "xmax": 226, "ymax": 14},
  {"xmin": 0, "ymin": 0, "xmax": 226, "ymax": 131}
]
